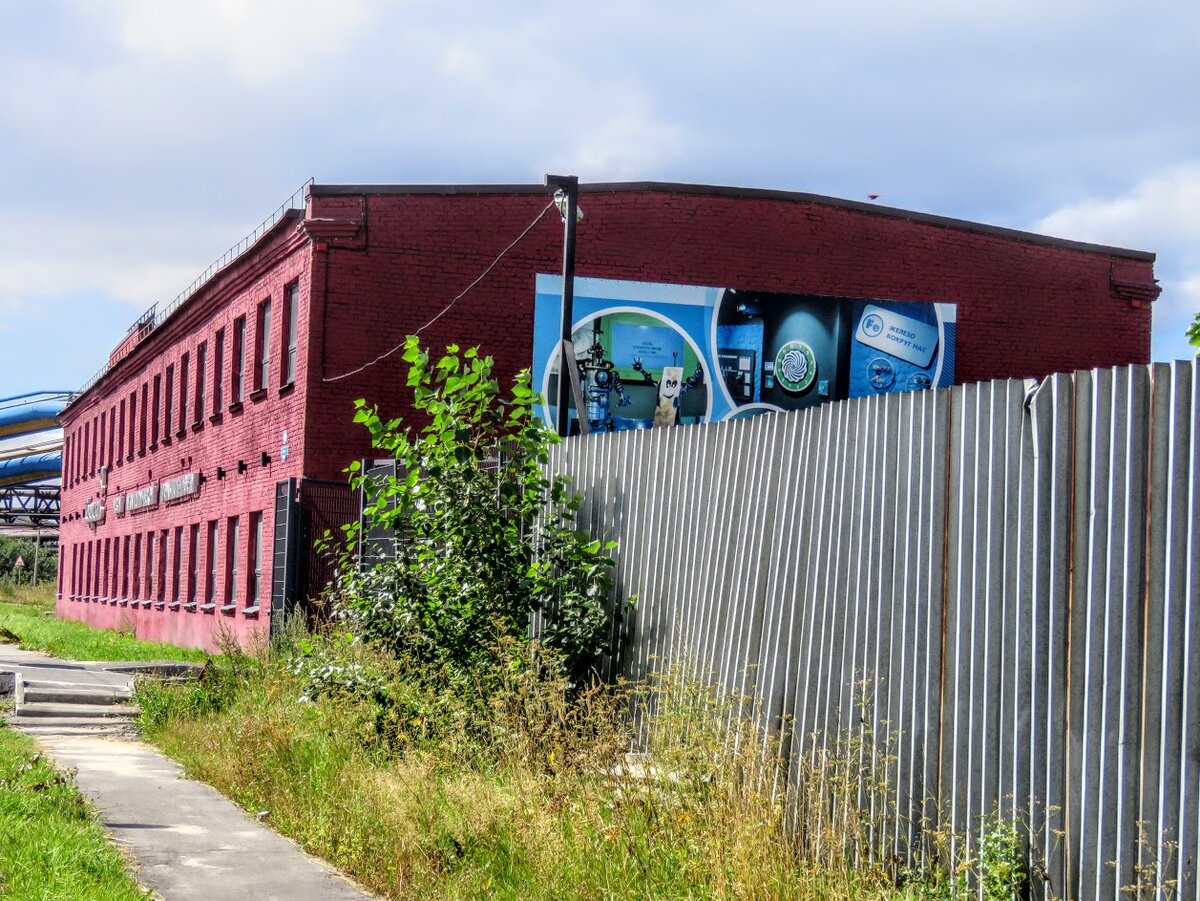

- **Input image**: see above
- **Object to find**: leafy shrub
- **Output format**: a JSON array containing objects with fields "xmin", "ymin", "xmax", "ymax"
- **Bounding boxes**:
[{"xmin": 331, "ymin": 338, "xmax": 627, "ymax": 685}]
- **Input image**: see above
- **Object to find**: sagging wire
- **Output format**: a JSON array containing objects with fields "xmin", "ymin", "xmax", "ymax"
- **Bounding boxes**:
[{"xmin": 323, "ymin": 200, "xmax": 557, "ymax": 383}]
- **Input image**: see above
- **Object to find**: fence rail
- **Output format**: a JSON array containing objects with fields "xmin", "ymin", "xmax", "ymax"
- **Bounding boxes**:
[{"xmin": 545, "ymin": 361, "xmax": 1199, "ymax": 898}]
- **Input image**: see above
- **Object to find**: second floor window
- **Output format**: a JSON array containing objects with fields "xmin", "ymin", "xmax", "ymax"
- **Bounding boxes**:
[
  {"xmin": 195, "ymin": 342, "xmax": 207, "ymax": 423},
  {"xmin": 163, "ymin": 366, "xmax": 173, "ymax": 439},
  {"xmin": 284, "ymin": 283, "xmax": 299, "ymax": 385},
  {"xmin": 178, "ymin": 354, "xmax": 189, "ymax": 433},
  {"xmin": 232, "ymin": 317, "xmax": 246, "ymax": 404},
  {"xmin": 213, "ymin": 329, "xmax": 225, "ymax": 412},
  {"xmin": 257, "ymin": 300, "xmax": 272, "ymax": 391}
]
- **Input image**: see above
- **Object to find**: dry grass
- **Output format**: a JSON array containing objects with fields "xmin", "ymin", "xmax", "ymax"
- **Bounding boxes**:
[{"xmin": 138, "ymin": 638, "xmax": 922, "ymax": 900}]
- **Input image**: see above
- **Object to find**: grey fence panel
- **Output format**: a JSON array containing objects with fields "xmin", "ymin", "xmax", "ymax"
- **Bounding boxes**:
[
  {"xmin": 1164, "ymin": 360, "xmax": 1200, "ymax": 898},
  {"xmin": 1029, "ymin": 372, "xmax": 1074, "ymax": 894},
  {"xmin": 542, "ymin": 362, "xmax": 1197, "ymax": 898}
]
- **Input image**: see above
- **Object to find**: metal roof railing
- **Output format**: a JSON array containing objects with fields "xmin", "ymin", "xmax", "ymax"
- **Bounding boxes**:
[{"xmin": 75, "ymin": 178, "xmax": 314, "ymax": 399}]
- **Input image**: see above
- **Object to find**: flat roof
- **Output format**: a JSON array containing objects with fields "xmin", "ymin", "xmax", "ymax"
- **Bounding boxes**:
[{"xmin": 310, "ymin": 180, "xmax": 1155, "ymax": 262}]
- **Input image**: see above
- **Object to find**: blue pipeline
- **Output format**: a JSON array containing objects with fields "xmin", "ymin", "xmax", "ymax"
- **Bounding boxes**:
[
  {"xmin": 0, "ymin": 452, "xmax": 62, "ymax": 488},
  {"xmin": 0, "ymin": 392, "xmax": 71, "ymax": 439}
]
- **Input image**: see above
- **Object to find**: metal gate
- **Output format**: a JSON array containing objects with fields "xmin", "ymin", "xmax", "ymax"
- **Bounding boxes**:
[{"xmin": 271, "ymin": 477, "xmax": 358, "ymax": 628}]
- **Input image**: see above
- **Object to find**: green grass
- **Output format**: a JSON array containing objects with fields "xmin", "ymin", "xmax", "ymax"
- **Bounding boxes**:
[
  {"xmin": 0, "ymin": 583, "xmax": 207, "ymax": 663},
  {"xmin": 0, "ymin": 726, "xmax": 148, "ymax": 900},
  {"xmin": 137, "ymin": 640, "xmax": 921, "ymax": 900}
]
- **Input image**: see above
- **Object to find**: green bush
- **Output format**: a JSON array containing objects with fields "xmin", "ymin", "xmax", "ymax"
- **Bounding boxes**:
[
  {"xmin": 331, "ymin": 338, "xmax": 628, "ymax": 686},
  {"xmin": 0, "ymin": 535, "xmax": 56, "ymax": 584}
]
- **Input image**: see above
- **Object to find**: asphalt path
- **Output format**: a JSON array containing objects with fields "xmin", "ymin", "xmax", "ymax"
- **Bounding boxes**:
[{"xmin": 1, "ymin": 644, "xmax": 376, "ymax": 900}]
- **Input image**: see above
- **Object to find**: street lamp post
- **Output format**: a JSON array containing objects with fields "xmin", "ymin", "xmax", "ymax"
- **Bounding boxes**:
[{"xmin": 545, "ymin": 174, "xmax": 579, "ymax": 438}]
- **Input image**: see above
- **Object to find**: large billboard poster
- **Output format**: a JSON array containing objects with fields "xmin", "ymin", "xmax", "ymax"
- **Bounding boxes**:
[{"xmin": 533, "ymin": 274, "xmax": 955, "ymax": 431}]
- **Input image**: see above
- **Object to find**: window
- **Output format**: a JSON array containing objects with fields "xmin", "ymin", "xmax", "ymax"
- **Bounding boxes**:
[
  {"xmin": 256, "ymin": 300, "xmax": 272, "ymax": 391},
  {"xmin": 109, "ymin": 538, "xmax": 117, "ymax": 598},
  {"xmin": 214, "ymin": 329, "xmax": 225, "ymax": 412},
  {"xmin": 132, "ymin": 534, "xmax": 142, "ymax": 600},
  {"xmin": 109, "ymin": 405, "xmax": 116, "ymax": 468},
  {"xmin": 195, "ymin": 342, "xmax": 207, "ymax": 423},
  {"xmin": 117, "ymin": 399, "xmax": 126, "ymax": 464},
  {"xmin": 158, "ymin": 529, "xmax": 168, "ymax": 603},
  {"xmin": 283, "ymin": 283, "xmax": 299, "ymax": 386},
  {"xmin": 189, "ymin": 524, "xmax": 200, "ymax": 604},
  {"xmin": 98, "ymin": 413, "xmax": 105, "ymax": 473},
  {"xmin": 82, "ymin": 421, "xmax": 90, "ymax": 477},
  {"xmin": 121, "ymin": 535, "xmax": 130, "ymax": 599},
  {"xmin": 128, "ymin": 390, "xmax": 137, "ymax": 459},
  {"xmin": 70, "ymin": 544, "xmax": 79, "ymax": 599},
  {"xmin": 85, "ymin": 542, "xmax": 93, "ymax": 599},
  {"xmin": 225, "ymin": 516, "xmax": 240, "ymax": 609},
  {"xmin": 205, "ymin": 520, "xmax": 218, "ymax": 608},
  {"xmin": 140, "ymin": 382, "xmax": 149, "ymax": 452},
  {"xmin": 163, "ymin": 365, "xmax": 174, "ymax": 440},
  {"xmin": 178, "ymin": 353, "xmax": 189, "ymax": 433},
  {"xmin": 232, "ymin": 317, "xmax": 246, "ymax": 404},
  {"xmin": 249, "ymin": 511, "xmax": 264, "ymax": 610},
  {"xmin": 144, "ymin": 531, "xmax": 154, "ymax": 601},
  {"xmin": 172, "ymin": 527, "xmax": 183, "ymax": 605},
  {"xmin": 151, "ymin": 376, "xmax": 161, "ymax": 445}
]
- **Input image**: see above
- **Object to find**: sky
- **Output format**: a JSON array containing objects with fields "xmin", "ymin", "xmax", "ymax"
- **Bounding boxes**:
[{"xmin": 0, "ymin": 0, "xmax": 1197, "ymax": 398}]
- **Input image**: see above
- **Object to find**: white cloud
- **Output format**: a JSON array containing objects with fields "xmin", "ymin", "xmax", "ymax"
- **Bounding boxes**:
[
  {"xmin": 0, "ymin": 215, "xmax": 244, "ymax": 313},
  {"xmin": 1034, "ymin": 164, "xmax": 1200, "ymax": 251},
  {"xmin": 1033, "ymin": 164, "xmax": 1200, "ymax": 362},
  {"xmin": 110, "ymin": 0, "xmax": 371, "ymax": 81}
]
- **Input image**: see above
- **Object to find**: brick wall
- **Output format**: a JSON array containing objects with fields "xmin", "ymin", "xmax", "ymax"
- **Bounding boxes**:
[
  {"xmin": 301, "ymin": 185, "xmax": 1155, "ymax": 477},
  {"xmin": 58, "ymin": 218, "xmax": 313, "ymax": 651}
]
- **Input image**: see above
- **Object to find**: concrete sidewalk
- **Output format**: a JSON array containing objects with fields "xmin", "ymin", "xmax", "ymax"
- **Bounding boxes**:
[{"xmin": 2, "ymin": 645, "xmax": 376, "ymax": 901}]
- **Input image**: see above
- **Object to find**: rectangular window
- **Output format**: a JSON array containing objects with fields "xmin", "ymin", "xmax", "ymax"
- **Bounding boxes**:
[
  {"xmin": 98, "ymin": 413, "xmax": 106, "ymax": 473},
  {"xmin": 249, "ymin": 511, "xmax": 264, "ymax": 609},
  {"xmin": 82, "ymin": 421, "xmax": 90, "ymax": 477},
  {"xmin": 206, "ymin": 520, "xmax": 218, "ymax": 607},
  {"xmin": 106, "ymin": 538, "xmax": 115, "ymax": 598},
  {"xmin": 70, "ymin": 544, "xmax": 79, "ymax": 599},
  {"xmin": 163, "ymin": 365, "xmax": 174, "ymax": 440},
  {"xmin": 132, "ymin": 534, "xmax": 142, "ymax": 600},
  {"xmin": 122, "ymin": 535, "xmax": 130, "ymax": 599},
  {"xmin": 144, "ymin": 531, "xmax": 154, "ymax": 601},
  {"xmin": 128, "ymin": 390, "xmax": 137, "ymax": 460},
  {"xmin": 108, "ymin": 405, "xmax": 116, "ymax": 468},
  {"xmin": 225, "ymin": 516, "xmax": 240, "ymax": 607},
  {"xmin": 172, "ymin": 527, "xmax": 183, "ymax": 604},
  {"xmin": 195, "ymin": 342, "xmax": 207, "ymax": 423},
  {"xmin": 117, "ymin": 399, "xmax": 126, "ymax": 464},
  {"xmin": 256, "ymin": 300, "xmax": 272, "ymax": 391},
  {"xmin": 214, "ymin": 329, "xmax": 225, "ymax": 412},
  {"xmin": 189, "ymin": 524, "xmax": 200, "ymax": 604},
  {"xmin": 284, "ymin": 283, "xmax": 299, "ymax": 386},
  {"xmin": 151, "ymin": 376, "xmax": 161, "ymax": 445},
  {"xmin": 232, "ymin": 317, "xmax": 246, "ymax": 404},
  {"xmin": 140, "ymin": 383, "xmax": 149, "ymax": 452},
  {"xmin": 158, "ymin": 529, "xmax": 168, "ymax": 603},
  {"xmin": 178, "ymin": 353, "xmax": 189, "ymax": 434}
]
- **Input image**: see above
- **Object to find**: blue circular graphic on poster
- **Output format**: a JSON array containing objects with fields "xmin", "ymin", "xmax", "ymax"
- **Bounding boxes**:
[
  {"xmin": 862, "ymin": 313, "xmax": 885, "ymax": 337},
  {"xmin": 775, "ymin": 341, "xmax": 817, "ymax": 393},
  {"xmin": 868, "ymin": 357, "xmax": 895, "ymax": 390}
]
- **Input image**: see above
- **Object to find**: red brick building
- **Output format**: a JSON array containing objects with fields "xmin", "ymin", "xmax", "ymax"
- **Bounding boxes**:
[{"xmin": 56, "ymin": 181, "xmax": 1158, "ymax": 650}]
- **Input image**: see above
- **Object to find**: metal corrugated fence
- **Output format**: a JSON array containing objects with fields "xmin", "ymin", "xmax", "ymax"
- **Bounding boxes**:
[{"xmin": 544, "ymin": 361, "xmax": 1199, "ymax": 898}]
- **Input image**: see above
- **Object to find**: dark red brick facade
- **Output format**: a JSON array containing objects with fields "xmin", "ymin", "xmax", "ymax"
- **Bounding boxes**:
[{"xmin": 58, "ymin": 182, "xmax": 1157, "ymax": 650}]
